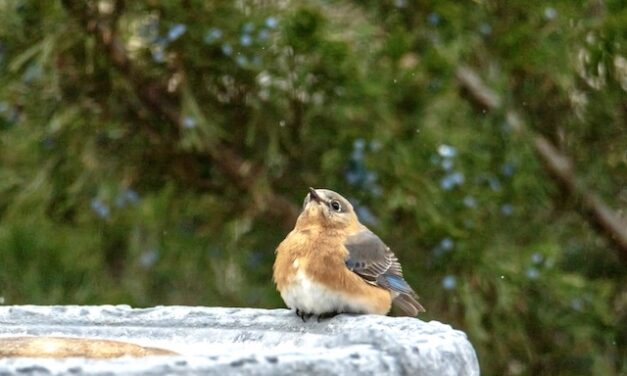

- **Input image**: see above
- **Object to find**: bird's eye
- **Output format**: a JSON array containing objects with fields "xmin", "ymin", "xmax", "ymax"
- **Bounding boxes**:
[{"xmin": 330, "ymin": 200, "xmax": 342, "ymax": 212}]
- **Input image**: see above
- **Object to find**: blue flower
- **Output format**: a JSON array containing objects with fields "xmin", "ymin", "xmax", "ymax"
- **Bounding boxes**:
[
  {"xmin": 427, "ymin": 12, "xmax": 441, "ymax": 26},
  {"xmin": 463, "ymin": 196, "xmax": 477, "ymax": 208},
  {"xmin": 354, "ymin": 138, "xmax": 366, "ymax": 150},
  {"xmin": 257, "ymin": 29, "xmax": 270, "ymax": 41},
  {"xmin": 437, "ymin": 144, "xmax": 457, "ymax": 158},
  {"xmin": 183, "ymin": 116, "xmax": 197, "ymax": 129},
  {"xmin": 204, "ymin": 28, "xmax": 223, "ymax": 44},
  {"xmin": 114, "ymin": 189, "xmax": 140, "ymax": 208},
  {"xmin": 500, "ymin": 203, "xmax": 514, "ymax": 216},
  {"xmin": 442, "ymin": 275, "xmax": 457, "ymax": 290},
  {"xmin": 441, "ymin": 158, "xmax": 453, "ymax": 171},
  {"xmin": 124, "ymin": 189, "xmax": 139, "ymax": 204},
  {"xmin": 433, "ymin": 237, "xmax": 455, "ymax": 257},
  {"xmin": 369, "ymin": 139, "xmax": 382, "ymax": 152},
  {"xmin": 240, "ymin": 34, "xmax": 253, "ymax": 47},
  {"xmin": 90, "ymin": 199, "xmax": 110, "ymax": 219},
  {"xmin": 236, "ymin": 55, "xmax": 248, "ymax": 66},
  {"xmin": 265, "ymin": 17, "xmax": 278, "ymax": 29},
  {"xmin": 365, "ymin": 171, "xmax": 378, "ymax": 185},
  {"xmin": 344, "ymin": 170, "xmax": 361, "ymax": 185},
  {"xmin": 526, "ymin": 267, "xmax": 540, "ymax": 280},
  {"xmin": 501, "ymin": 162, "xmax": 515, "ymax": 177},
  {"xmin": 488, "ymin": 176, "xmax": 502, "ymax": 191},
  {"xmin": 570, "ymin": 298, "xmax": 583, "ymax": 311},
  {"xmin": 394, "ymin": 0, "xmax": 407, "ymax": 8},
  {"xmin": 151, "ymin": 47, "xmax": 165, "ymax": 63},
  {"xmin": 479, "ymin": 23, "xmax": 492, "ymax": 36},
  {"xmin": 140, "ymin": 249, "xmax": 159, "ymax": 269},
  {"xmin": 221, "ymin": 43, "xmax": 233, "ymax": 55},
  {"xmin": 22, "ymin": 64, "xmax": 42, "ymax": 83},
  {"xmin": 440, "ymin": 237, "xmax": 454, "ymax": 251},
  {"xmin": 242, "ymin": 22, "xmax": 255, "ymax": 33},
  {"xmin": 370, "ymin": 186, "xmax": 383, "ymax": 197},
  {"xmin": 440, "ymin": 172, "xmax": 464, "ymax": 190},
  {"xmin": 167, "ymin": 23, "xmax": 187, "ymax": 41},
  {"xmin": 544, "ymin": 7, "xmax": 557, "ymax": 20}
]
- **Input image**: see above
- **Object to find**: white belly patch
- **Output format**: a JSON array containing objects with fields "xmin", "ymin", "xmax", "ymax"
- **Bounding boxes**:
[{"xmin": 280, "ymin": 270, "xmax": 377, "ymax": 315}]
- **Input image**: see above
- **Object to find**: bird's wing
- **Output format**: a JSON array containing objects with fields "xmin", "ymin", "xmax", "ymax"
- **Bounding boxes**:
[
  {"xmin": 344, "ymin": 230, "xmax": 425, "ymax": 316},
  {"xmin": 344, "ymin": 230, "xmax": 399, "ymax": 282}
]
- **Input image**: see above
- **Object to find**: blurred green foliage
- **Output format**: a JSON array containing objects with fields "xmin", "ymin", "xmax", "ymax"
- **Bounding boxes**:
[{"xmin": 0, "ymin": 0, "xmax": 625, "ymax": 374}]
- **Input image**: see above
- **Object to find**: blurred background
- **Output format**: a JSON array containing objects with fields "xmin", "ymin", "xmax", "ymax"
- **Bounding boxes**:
[{"xmin": 0, "ymin": 0, "xmax": 625, "ymax": 374}]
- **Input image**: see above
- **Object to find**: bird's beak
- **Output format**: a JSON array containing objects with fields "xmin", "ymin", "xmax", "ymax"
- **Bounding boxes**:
[{"xmin": 308, "ymin": 187, "xmax": 322, "ymax": 203}]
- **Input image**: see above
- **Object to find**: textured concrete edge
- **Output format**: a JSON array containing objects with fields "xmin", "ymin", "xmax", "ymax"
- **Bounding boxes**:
[{"xmin": 0, "ymin": 306, "xmax": 480, "ymax": 376}]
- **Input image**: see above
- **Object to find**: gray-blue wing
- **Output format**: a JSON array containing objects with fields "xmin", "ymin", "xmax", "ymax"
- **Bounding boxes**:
[{"xmin": 344, "ymin": 230, "xmax": 425, "ymax": 316}]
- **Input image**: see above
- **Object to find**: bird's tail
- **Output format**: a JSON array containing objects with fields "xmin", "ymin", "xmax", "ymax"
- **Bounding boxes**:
[{"xmin": 391, "ymin": 293, "xmax": 425, "ymax": 317}]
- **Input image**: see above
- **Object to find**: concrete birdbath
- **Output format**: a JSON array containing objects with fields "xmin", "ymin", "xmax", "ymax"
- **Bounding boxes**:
[{"xmin": 0, "ymin": 305, "xmax": 479, "ymax": 375}]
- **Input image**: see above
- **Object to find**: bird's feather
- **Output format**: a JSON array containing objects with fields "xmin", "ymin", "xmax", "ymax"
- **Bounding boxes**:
[
  {"xmin": 344, "ymin": 230, "xmax": 393, "ymax": 279},
  {"xmin": 344, "ymin": 230, "xmax": 425, "ymax": 315},
  {"xmin": 391, "ymin": 293, "xmax": 423, "ymax": 317}
]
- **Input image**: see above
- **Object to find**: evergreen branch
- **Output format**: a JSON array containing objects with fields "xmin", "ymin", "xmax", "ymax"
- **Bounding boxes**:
[
  {"xmin": 61, "ymin": 0, "xmax": 299, "ymax": 228},
  {"xmin": 456, "ymin": 66, "xmax": 627, "ymax": 265}
]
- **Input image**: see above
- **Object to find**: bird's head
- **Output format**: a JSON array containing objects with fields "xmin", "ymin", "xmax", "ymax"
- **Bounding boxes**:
[{"xmin": 295, "ymin": 188, "xmax": 360, "ymax": 230}]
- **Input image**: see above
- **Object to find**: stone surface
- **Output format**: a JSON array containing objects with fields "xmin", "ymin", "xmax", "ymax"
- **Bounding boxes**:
[{"xmin": 0, "ymin": 305, "xmax": 479, "ymax": 375}]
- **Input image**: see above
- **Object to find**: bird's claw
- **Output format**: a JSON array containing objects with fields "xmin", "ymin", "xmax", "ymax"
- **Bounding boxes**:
[
  {"xmin": 295, "ymin": 309, "xmax": 338, "ymax": 323},
  {"xmin": 296, "ymin": 309, "xmax": 312, "ymax": 322},
  {"xmin": 316, "ymin": 311, "xmax": 339, "ymax": 322}
]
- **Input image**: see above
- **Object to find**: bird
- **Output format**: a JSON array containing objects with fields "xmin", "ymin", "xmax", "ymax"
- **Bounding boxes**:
[{"xmin": 273, "ymin": 187, "xmax": 425, "ymax": 321}]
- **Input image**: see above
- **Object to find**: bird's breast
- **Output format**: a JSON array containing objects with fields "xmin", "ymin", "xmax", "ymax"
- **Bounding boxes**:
[
  {"xmin": 273, "ymin": 229, "xmax": 342, "ymax": 285},
  {"xmin": 280, "ymin": 268, "xmax": 389, "ymax": 315}
]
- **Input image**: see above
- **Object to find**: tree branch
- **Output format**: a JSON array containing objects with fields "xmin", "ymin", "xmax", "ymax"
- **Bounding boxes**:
[
  {"xmin": 61, "ymin": 0, "xmax": 299, "ymax": 229},
  {"xmin": 456, "ymin": 65, "xmax": 627, "ymax": 264}
]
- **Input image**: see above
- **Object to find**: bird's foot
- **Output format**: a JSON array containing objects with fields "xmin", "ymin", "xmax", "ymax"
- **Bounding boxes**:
[
  {"xmin": 316, "ymin": 311, "xmax": 339, "ymax": 322},
  {"xmin": 295, "ymin": 309, "xmax": 314, "ymax": 322},
  {"xmin": 295, "ymin": 309, "xmax": 339, "ymax": 322}
]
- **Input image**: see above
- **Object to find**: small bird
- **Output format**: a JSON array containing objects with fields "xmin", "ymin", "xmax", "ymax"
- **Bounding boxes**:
[{"xmin": 273, "ymin": 188, "xmax": 425, "ymax": 320}]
